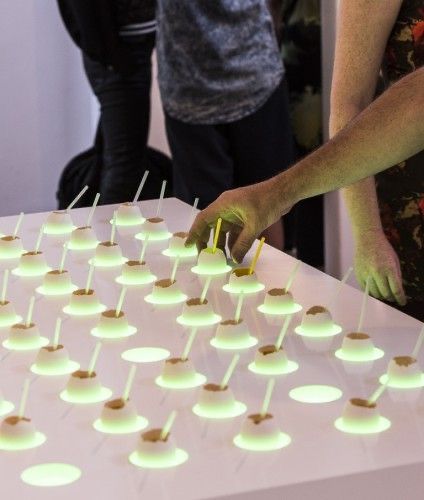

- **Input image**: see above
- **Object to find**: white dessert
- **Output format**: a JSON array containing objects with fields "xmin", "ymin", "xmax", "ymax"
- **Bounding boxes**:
[
  {"xmin": 263, "ymin": 288, "xmax": 295, "ymax": 310},
  {"xmin": 136, "ymin": 428, "xmax": 177, "ymax": 461},
  {"xmin": 227, "ymin": 268, "xmax": 262, "ymax": 292},
  {"xmin": 197, "ymin": 247, "xmax": 228, "ymax": 273},
  {"xmin": 197, "ymin": 384, "xmax": 236, "ymax": 412},
  {"xmin": 66, "ymin": 370, "xmax": 101, "ymax": 398},
  {"xmin": 0, "ymin": 301, "xmax": 19, "ymax": 325},
  {"xmin": 8, "ymin": 323, "xmax": 41, "ymax": 347},
  {"xmin": 341, "ymin": 333, "xmax": 375, "ymax": 357},
  {"xmin": 93, "ymin": 309, "xmax": 132, "ymax": 337},
  {"xmin": 300, "ymin": 306, "xmax": 334, "ymax": 334},
  {"xmin": 387, "ymin": 356, "xmax": 423, "ymax": 385},
  {"xmin": 69, "ymin": 226, "xmax": 98, "ymax": 249},
  {"xmin": 94, "ymin": 241, "xmax": 124, "ymax": 266},
  {"xmin": 254, "ymin": 345, "xmax": 288, "ymax": 371},
  {"xmin": 142, "ymin": 217, "xmax": 169, "ymax": 237},
  {"xmin": 161, "ymin": 358, "xmax": 196, "ymax": 384},
  {"xmin": 120, "ymin": 260, "xmax": 154, "ymax": 284},
  {"xmin": 45, "ymin": 211, "xmax": 73, "ymax": 233},
  {"xmin": 165, "ymin": 232, "xmax": 197, "ymax": 257},
  {"xmin": 34, "ymin": 344, "xmax": 70, "ymax": 370},
  {"xmin": 239, "ymin": 413, "xmax": 281, "ymax": 444},
  {"xmin": 180, "ymin": 298, "xmax": 215, "ymax": 323},
  {"xmin": 214, "ymin": 319, "xmax": 251, "ymax": 345},
  {"xmin": 0, "ymin": 235, "xmax": 24, "ymax": 258},
  {"xmin": 41, "ymin": 270, "xmax": 73, "ymax": 294},
  {"xmin": 17, "ymin": 251, "xmax": 49, "ymax": 275},
  {"xmin": 116, "ymin": 203, "xmax": 144, "ymax": 225},
  {"xmin": 0, "ymin": 416, "xmax": 36, "ymax": 443},
  {"xmin": 66, "ymin": 288, "xmax": 102, "ymax": 314},
  {"xmin": 341, "ymin": 398, "xmax": 380, "ymax": 427},
  {"xmin": 146, "ymin": 278, "xmax": 185, "ymax": 303},
  {"xmin": 100, "ymin": 398, "xmax": 138, "ymax": 426}
]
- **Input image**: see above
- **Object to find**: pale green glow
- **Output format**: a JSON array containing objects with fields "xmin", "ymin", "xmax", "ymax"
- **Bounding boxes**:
[
  {"xmin": 67, "ymin": 240, "xmax": 99, "ymax": 251},
  {"xmin": 135, "ymin": 230, "xmax": 172, "ymax": 242},
  {"xmin": 0, "ymin": 248, "xmax": 24, "ymax": 260},
  {"xmin": 144, "ymin": 292, "xmax": 187, "ymax": 305},
  {"xmin": 109, "ymin": 217, "xmax": 145, "ymax": 227},
  {"xmin": 44, "ymin": 225, "xmax": 76, "ymax": 235},
  {"xmin": 36, "ymin": 284, "xmax": 78, "ymax": 296},
  {"xmin": 334, "ymin": 416, "xmax": 391, "ymax": 434},
  {"xmin": 91, "ymin": 325, "xmax": 137, "ymax": 340},
  {"xmin": 176, "ymin": 313, "xmax": 222, "ymax": 327},
  {"xmin": 379, "ymin": 373, "xmax": 424, "ymax": 389},
  {"xmin": 222, "ymin": 282, "xmax": 265, "ymax": 295},
  {"xmin": 233, "ymin": 432, "xmax": 291, "ymax": 452},
  {"xmin": 121, "ymin": 347, "xmax": 170, "ymax": 363},
  {"xmin": 0, "ymin": 431, "xmax": 46, "ymax": 451},
  {"xmin": 115, "ymin": 273, "xmax": 157, "ymax": 286},
  {"xmin": 294, "ymin": 324, "xmax": 342, "ymax": 338},
  {"xmin": 60, "ymin": 387, "xmax": 112, "ymax": 404},
  {"xmin": 21, "ymin": 463, "xmax": 81, "ymax": 487},
  {"xmin": 12, "ymin": 266, "xmax": 52, "ymax": 277},
  {"xmin": 162, "ymin": 246, "xmax": 198, "ymax": 259},
  {"xmin": 289, "ymin": 385, "xmax": 343, "ymax": 404},
  {"xmin": 0, "ymin": 400, "xmax": 14, "ymax": 417},
  {"xmin": 30, "ymin": 360, "xmax": 80, "ymax": 377},
  {"xmin": 63, "ymin": 303, "xmax": 107, "ymax": 316},
  {"xmin": 191, "ymin": 264, "xmax": 232, "ymax": 276},
  {"xmin": 248, "ymin": 360, "xmax": 299, "ymax": 376},
  {"xmin": 0, "ymin": 314, "xmax": 22, "ymax": 328},
  {"xmin": 88, "ymin": 257, "xmax": 127, "ymax": 268},
  {"xmin": 129, "ymin": 448, "xmax": 188, "ymax": 469},
  {"xmin": 257, "ymin": 302, "xmax": 303, "ymax": 315},
  {"xmin": 155, "ymin": 373, "xmax": 206, "ymax": 390},
  {"xmin": 210, "ymin": 335, "xmax": 258, "ymax": 351},
  {"xmin": 192, "ymin": 401, "xmax": 246, "ymax": 419},
  {"xmin": 335, "ymin": 347, "xmax": 384, "ymax": 363},
  {"xmin": 3, "ymin": 337, "xmax": 49, "ymax": 351},
  {"xmin": 93, "ymin": 415, "xmax": 148, "ymax": 434}
]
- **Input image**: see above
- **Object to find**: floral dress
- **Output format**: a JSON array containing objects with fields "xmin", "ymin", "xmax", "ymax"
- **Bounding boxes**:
[{"xmin": 376, "ymin": 0, "xmax": 424, "ymax": 318}]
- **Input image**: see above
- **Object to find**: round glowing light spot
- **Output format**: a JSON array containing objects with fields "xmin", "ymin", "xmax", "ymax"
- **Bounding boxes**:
[
  {"xmin": 289, "ymin": 385, "xmax": 342, "ymax": 404},
  {"xmin": 248, "ymin": 360, "xmax": 299, "ymax": 376},
  {"xmin": 162, "ymin": 247, "xmax": 198, "ymax": 259},
  {"xmin": 129, "ymin": 448, "xmax": 188, "ymax": 469},
  {"xmin": 109, "ymin": 217, "xmax": 146, "ymax": 227},
  {"xmin": 257, "ymin": 303, "xmax": 303, "ymax": 315},
  {"xmin": 63, "ymin": 303, "xmax": 107, "ymax": 317},
  {"xmin": 0, "ymin": 432, "xmax": 46, "ymax": 451},
  {"xmin": 191, "ymin": 264, "xmax": 232, "ymax": 276},
  {"xmin": 36, "ymin": 284, "xmax": 78, "ymax": 296},
  {"xmin": 155, "ymin": 373, "xmax": 206, "ymax": 390},
  {"xmin": 115, "ymin": 274, "xmax": 157, "ymax": 286},
  {"xmin": 60, "ymin": 387, "xmax": 112, "ymax": 405},
  {"xmin": 335, "ymin": 348, "xmax": 384, "ymax": 363},
  {"xmin": 0, "ymin": 315, "xmax": 22, "ymax": 328},
  {"xmin": 176, "ymin": 313, "xmax": 222, "ymax": 327},
  {"xmin": 93, "ymin": 415, "xmax": 148, "ymax": 435},
  {"xmin": 210, "ymin": 336, "xmax": 258, "ymax": 351},
  {"xmin": 91, "ymin": 325, "xmax": 137, "ymax": 340},
  {"xmin": 334, "ymin": 416, "xmax": 391, "ymax": 435},
  {"xmin": 379, "ymin": 373, "xmax": 424, "ymax": 389},
  {"xmin": 144, "ymin": 293, "xmax": 187, "ymax": 305},
  {"xmin": 192, "ymin": 401, "xmax": 246, "ymax": 419},
  {"xmin": 121, "ymin": 347, "xmax": 170, "ymax": 363},
  {"xmin": 294, "ymin": 324, "xmax": 342, "ymax": 338},
  {"xmin": 12, "ymin": 266, "xmax": 52, "ymax": 278},
  {"xmin": 30, "ymin": 360, "xmax": 80, "ymax": 377},
  {"xmin": 233, "ymin": 432, "xmax": 291, "ymax": 452},
  {"xmin": 222, "ymin": 282, "xmax": 265, "ymax": 295},
  {"xmin": 0, "ymin": 400, "xmax": 14, "ymax": 417},
  {"xmin": 88, "ymin": 257, "xmax": 127, "ymax": 268},
  {"xmin": 21, "ymin": 463, "xmax": 81, "ymax": 487},
  {"xmin": 135, "ymin": 231, "xmax": 172, "ymax": 242},
  {"xmin": 2, "ymin": 337, "xmax": 49, "ymax": 352}
]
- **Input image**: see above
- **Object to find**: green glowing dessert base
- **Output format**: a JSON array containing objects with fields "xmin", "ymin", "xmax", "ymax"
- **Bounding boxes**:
[
  {"xmin": 0, "ymin": 400, "xmax": 14, "ymax": 417},
  {"xmin": 12, "ymin": 266, "xmax": 52, "ymax": 278},
  {"xmin": 109, "ymin": 217, "xmax": 146, "ymax": 227},
  {"xmin": 257, "ymin": 303, "xmax": 303, "ymax": 315},
  {"xmin": 210, "ymin": 336, "xmax": 258, "ymax": 351},
  {"xmin": 294, "ymin": 324, "xmax": 343, "ymax": 338},
  {"xmin": 115, "ymin": 274, "xmax": 157, "ymax": 286},
  {"xmin": 88, "ymin": 257, "xmax": 128, "ymax": 268},
  {"xmin": 0, "ymin": 432, "xmax": 46, "ymax": 451},
  {"xmin": 135, "ymin": 231, "xmax": 172, "ymax": 242},
  {"xmin": 67, "ymin": 240, "xmax": 99, "ymax": 251},
  {"xmin": 162, "ymin": 247, "xmax": 198, "ymax": 259},
  {"xmin": 2, "ymin": 337, "xmax": 49, "ymax": 351},
  {"xmin": 145, "ymin": 293, "xmax": 188, "ymax": 305},
  {"xmin": 222, "ymin": 283, "xmax": 265, "ymax": 295},
  {"xmin": 248, "ymin": 360, "xmax": 299, "ymax": 376},
  {"xmin": 121, "ymin": 347, "xmax": 170, "ymax": 363},
  {"xmin": 155, "ymin": 373, "xmax": 207, "ymax": 390},
  {"xmin": 379, "ymin": 373, "xmax": 424, "ymax": 389},
  {"xmin": 334, "ymin": 416, "xmax": 391, "ymax": 435},
  {"xmin": 289, "ymin": 385, "xmax": 343, "ymax": 404},
  {"xmin": 176, "ymin": 313, "xmax": 222, "ymax": 327},
  {"xmin": 91, "ymin": 325, "xmax": 137, "ymax": 340},
  {"xmin": 191, "ymin": 264, "xmax": 232, "ymax": 276},
  {"xmin": 21, "ymin": 463, "xmax": 81, "ymax": 487},
  {"xmin": 44, "ymin": 225, "xmax": 76, "ymax": 236},
  {"xmin": 233, "ymin": 432, "xmax": 291, "ymax": 452},
  {"xmin": 335, "ymin": 348, "xmax": 385, "ymax": 363},
  {"xmin": 0, "ymin": 249, "xmax": 25, "ymax": 260},
  {"xmin": 63, "ymin": 303, "xmax": 107, "ymax": 316},
  {"xmin": 129, "ymin": 448, "xmax": 188, "ymax": 469},
  {"xmin": 93, "ymin": 415, "xmax": 148, "ymax": 434},
  {"xmin": 192, "ymin": 401, "xmax": 247, "ymax": 419},
  {"xmin": 30, "ymin": 360, "xmax": 80, "ymax": 376},
  {"xmin": 0, "ymin": 314, "xmax": 22, "ymax": 328},
  {"xmin": 60, "ymin": 387, "xmax": 112, "ymax": 405},
  {"xmin": 36, "ymin": 284, "xmax": 78, "ymax": 296}
]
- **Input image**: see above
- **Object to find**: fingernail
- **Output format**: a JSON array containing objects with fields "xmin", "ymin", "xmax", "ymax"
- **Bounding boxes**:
[{"xmin": 231, "ymin": 255, "xmax": 239, "ymax": 264}]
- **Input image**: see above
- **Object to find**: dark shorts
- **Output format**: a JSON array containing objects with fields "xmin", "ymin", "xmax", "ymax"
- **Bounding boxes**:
[{"xmin": 165, "ymin": 78, "xmax": 295, "ymax": 209}]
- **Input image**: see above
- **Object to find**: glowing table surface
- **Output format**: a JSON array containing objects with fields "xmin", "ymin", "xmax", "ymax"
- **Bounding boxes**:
[{"xmin": 0, "ymin": 198, "xmax": 423, "ymax": 500}]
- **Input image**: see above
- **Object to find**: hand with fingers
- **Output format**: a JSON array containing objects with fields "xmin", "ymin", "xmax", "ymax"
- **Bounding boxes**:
[{"xmin": 354, "ymin": 230, "xmax": 406, "ymax": 306}]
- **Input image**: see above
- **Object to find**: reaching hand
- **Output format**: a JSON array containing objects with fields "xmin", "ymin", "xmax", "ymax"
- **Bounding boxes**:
[{"xmin": 354, "ymin": 230, "xmax": 406, "ymax": 306}]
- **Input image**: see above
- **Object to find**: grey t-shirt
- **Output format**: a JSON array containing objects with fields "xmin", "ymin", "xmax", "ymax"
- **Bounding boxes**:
[{"xmin": 156, "ymin": 0, "xmax": 284, "ymax": 125}]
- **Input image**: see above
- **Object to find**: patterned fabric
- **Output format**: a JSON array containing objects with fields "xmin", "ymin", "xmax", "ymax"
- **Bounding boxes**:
[
  {"xmin": 377, "ymin": 0, "xmax": 424, "ymax": 302},
  {"xmin": 155, "ymin": 0, "xmax": 284, "ymax": 124}
]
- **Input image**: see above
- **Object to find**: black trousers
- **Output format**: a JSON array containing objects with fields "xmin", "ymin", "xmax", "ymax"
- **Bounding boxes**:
[
  {"xmin": 83, "ymin": 34, "xmax": 155, "ymax": 204},
  {"xmin": 165, "ymin": 78, "xmax": 295, "ymax": 209}
]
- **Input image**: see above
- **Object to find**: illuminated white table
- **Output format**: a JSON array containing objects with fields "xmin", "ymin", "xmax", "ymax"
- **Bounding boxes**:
[{"xmin": 0, "ymin": 198, "xmax": 423, "ymax": 500}]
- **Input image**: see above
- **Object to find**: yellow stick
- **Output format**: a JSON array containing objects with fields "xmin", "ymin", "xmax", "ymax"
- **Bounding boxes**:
[
  {"xmin": 212, "ymin": 218, "xmax": 222, "ymax": 254},
  {"xmin": 248, "ymin": 237, "xmax": 265, "ymax": 275}
]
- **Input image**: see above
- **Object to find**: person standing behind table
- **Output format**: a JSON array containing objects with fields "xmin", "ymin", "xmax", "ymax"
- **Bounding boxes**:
[{"xmin": 155, "ymin": 0, "xmax": 295, "ymax": 251}]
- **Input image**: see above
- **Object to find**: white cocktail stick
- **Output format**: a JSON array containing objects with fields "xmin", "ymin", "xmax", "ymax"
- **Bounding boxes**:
[
  {"xmin": 18, "ymin": 378, "xmax": 30, "ymax": 418},
  {"xmin": 85, "ymin": 264, "xmax": 95, "ymax": 294},
  {"xmin": 59, "ymin": 243, "xmax": 69, "ymax": 273},
  {"xmin": 170, "ymin": 257, "xmax": 181, "ymax": 282},
  {"xmin": 200, "ymin": 276, "xmax": 212, "ymax": 304},
  {"xmin": 285, "ymin": 260, "xmax": 301, "ymax": 292},
  {"xmin": 412, "ymin": 324, "xmax": 424, "ymax": 359},
  {"xmin": 357, "ymin": 275, "xmax": 370, "ymax": 332},
  {"xmin": 138, "ymin": 234, "xmax": 150, "ymax": 262},
  {"xmin": 220, "ymin": 354, "xmax": 240, "ymax": 389},
  {"xmin": 115, "ymin": 287, "xmax": 127, "ymax": 317},
  {"xmin": 160, "ymin": 410, "xmax": 177, "ymax": 440},
  {"xmin": 53, "ymin": 317, "xmax": 62, "ymax": 348},
  {"xmin": 34, "ymin": 225, "xmax": 45, "ymax": 253},
  {"xmin": 1, "ymin": 269, "xmax": 9, "ymax": 303},
  {"xmin": 182, "ymin": 327, "xmax": 198, "ymax": 361},
  {"xmin": 155, "ymin": 180, "xmax": 167, "ymax": 218},
  {"xmin": 338, "ymin": 267, "xmax": 353, "ymax": 291},
  {"xmin": 66, "ymin": 185, "xmax": 88, "ymax": 211},
  {"xmin": 275, "ymin": 314, "xmax": 293, "ymax": 350},
  {"xmin": 25, "ymin": 296, "xmax": 36, "ymax": 327},
  {"xmin": 110, "ymin": 211, "xmax": 117, "ymax": 245},
  {"xmin": 188, "ymin": 197, "xmax": 199, "ymax": 227},
  {"xmin": 122, "ymin": 364, "xmax": 137, "ymax": 401},
  {"xmin": 234, "ymin": 291, "xmax": 245, "ymax": 322},
  {"xmin": 260, "ymin": 378, "xmax": 276, "ymax": 417},
  {"xmin": 86, "ymin": 192, "xmax": 100, "ymax": 227},
  {"xmin": 368, "ymin": 382, "xmax": 388, "ymax": 405},
  {"xmin": 13, "ymin": 212, "xmax": 24, "ymax": 238},
  {"xmin": 133, "ymin": 170, "xmax": 149, "ymax": 203},
  {"xmin": 88, "ymin": 342, "xmax": 102, "ymax": 375}
]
